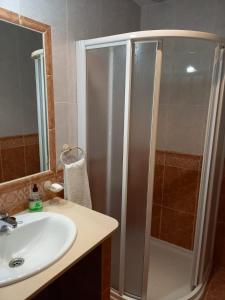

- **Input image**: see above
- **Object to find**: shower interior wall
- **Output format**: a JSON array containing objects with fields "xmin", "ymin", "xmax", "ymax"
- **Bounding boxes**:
[
  {"xmin": 139, "ymin": 0, "xmax": 225, "ymax": 257},
  {"xmin": 151, "ymin": 37, "xmax": 214, "ymax": 250},
  {"xmin": 144, "ymin": 35, "xmax": 224, "ymax": 300}
]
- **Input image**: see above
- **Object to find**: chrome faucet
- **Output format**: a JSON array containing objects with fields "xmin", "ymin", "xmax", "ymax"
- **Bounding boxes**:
[{"xmin": 0, "ymin": 212, "xmax": 17, "ymax": 233}]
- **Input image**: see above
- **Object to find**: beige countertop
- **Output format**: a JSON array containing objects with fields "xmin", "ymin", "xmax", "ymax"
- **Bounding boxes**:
[{"xmin": 0, "ymin": 198, "xmax": 118, "ymax": 300}]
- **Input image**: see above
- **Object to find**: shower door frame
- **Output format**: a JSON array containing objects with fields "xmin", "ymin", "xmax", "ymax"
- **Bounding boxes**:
[
  {"xmin": 76, "ymin": 39, "xmax": 135, "ymax": 296},
  {"xmin": 191, "ymin": 45, "xmax": 225, "ymax": 288},
  {"xmin": 77, "ymin": 37, "xmax": 162, "ymax": 299},
  {"xmin": 76, "ymin": 30, "xmax": 225, "ymax": 300}
]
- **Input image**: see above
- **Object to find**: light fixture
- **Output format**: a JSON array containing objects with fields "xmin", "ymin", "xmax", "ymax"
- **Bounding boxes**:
[{"xmin": 186, "ymin": 65, "xmax": 197, "ymax": 73}]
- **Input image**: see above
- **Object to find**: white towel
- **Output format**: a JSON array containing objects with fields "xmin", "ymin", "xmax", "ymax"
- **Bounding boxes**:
[{"xmin": 64, "ymin": 158, "xmax": 92, "ymax": 209}]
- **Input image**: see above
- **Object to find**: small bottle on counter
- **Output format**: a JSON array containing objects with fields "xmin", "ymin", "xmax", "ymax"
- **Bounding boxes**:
[{"xmin": 29, "ymin": 184, "xmax": 43, "ymax": 212}]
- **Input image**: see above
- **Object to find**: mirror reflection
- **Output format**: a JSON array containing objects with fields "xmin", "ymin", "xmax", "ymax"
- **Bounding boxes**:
[{"xmin": 0, "ymin": 20, "xmax": 48, "ymax": 183}]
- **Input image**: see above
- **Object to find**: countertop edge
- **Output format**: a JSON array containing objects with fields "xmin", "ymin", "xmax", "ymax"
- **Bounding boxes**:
[{"xmin": 0, "ymin": 198, "xmax": 119, "ymax": 300}]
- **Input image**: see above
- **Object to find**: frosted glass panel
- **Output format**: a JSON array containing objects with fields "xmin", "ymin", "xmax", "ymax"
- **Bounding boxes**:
[
  {"xmin": 149, "ymin": 38, "xmax": 216, "ymax": 298},
  {"xmin": 157, "ymin": 38, "xmax": 215, "ymax": 155},
  {"xmin": 153, "ymin": 38, "xmax": 215, "ymax": 249},
  {"xmin": 86, "ymin": 45, "xmax": 126, "ymax": 290},
  {"xmin": 124, "ymin": 42, "xmax": 157, "ymax": 298}
]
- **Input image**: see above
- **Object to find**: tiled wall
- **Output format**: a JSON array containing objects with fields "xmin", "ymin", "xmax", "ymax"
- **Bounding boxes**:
[
  {"xmin": 0, "ymin": 0, "xmax": 140, "ymax": 161},
  {"xmin": 152, "ymin": 150, "xmax": 202, "ymax": 250},
  {"xmin": 140, "ymin": 0, "xmax": 225, "ymax": 158},
  {"xmin": 0, "ymin": 134, "xmax": 40, "ymax": 182},
  {"xmin": 0, "ymin": 1, "xmax": 140, "ymax": 216},
  {"xmin": 141, "ymin": 0, "xmax": 225, "ymax": 36},
  {"xmin": 0, "ymin": 169, "xmax": 63, "ymax": 216},
  {"xmin": 214, "ymin": 161, "xmax": 225, "ymax": 267}
]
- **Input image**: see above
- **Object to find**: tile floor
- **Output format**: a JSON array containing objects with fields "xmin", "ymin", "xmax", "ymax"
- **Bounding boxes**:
[{"xmin": 203, "ymin": 267, "xmax": 225, "ymax": 300}]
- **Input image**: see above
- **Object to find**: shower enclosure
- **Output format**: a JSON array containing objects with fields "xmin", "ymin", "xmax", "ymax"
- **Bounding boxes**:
[{"xmin": 76, "ymin": 30, "xmax": 225, "ymax": 300}]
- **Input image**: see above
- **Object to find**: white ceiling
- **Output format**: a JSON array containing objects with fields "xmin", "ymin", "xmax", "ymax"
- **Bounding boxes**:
[
  {"xmin": 133, "ymin": 0, "xmax": 167, "ymax": 6},
  {"xmin": 133, "ymin": 0, "xmax": 151, "ymax": 5}
]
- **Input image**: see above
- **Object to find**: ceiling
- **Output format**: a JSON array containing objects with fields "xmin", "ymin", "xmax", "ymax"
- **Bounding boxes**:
[{"xmin": 133, "ymin": 0, "xmax": 167, "ymax": 6}]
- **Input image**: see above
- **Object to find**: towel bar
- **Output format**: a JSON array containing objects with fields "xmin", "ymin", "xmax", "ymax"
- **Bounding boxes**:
[{"xmin": 60, "ymin": 144, "xmax": 85, "ymax": 165}]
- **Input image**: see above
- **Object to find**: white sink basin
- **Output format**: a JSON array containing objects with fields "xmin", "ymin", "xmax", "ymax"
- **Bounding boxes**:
[{"xmin": 0, "ymin": 211, "xmax": 77, "ymax": 287}]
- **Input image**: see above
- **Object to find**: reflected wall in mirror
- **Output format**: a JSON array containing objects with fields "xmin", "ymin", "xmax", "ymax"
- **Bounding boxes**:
[{"xmin": 0, "ymin": 20, "xmax": 49, "ymax": 183}]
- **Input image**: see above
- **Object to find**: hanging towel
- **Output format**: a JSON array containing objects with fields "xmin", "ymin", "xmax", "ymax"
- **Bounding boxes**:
[{"xmin": 64, "ymin": 158, "xmax": 92, "ymax": 209}]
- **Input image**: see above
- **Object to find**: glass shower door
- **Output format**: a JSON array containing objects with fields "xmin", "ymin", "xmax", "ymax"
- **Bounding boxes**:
[
  {"xmin": 85, "ymin": 41, "xmax": 160, "ymax": 299},
  {"xmin": 86, "ymin": 44, "xmax": 127, "ymax": 292},
  {"xmin": 125, "ymin": 41, "xmax": 159, "ymax": 299},
  {"xmin": 148, "ymin": 37, "xmax": 221, "ymax": 300}
]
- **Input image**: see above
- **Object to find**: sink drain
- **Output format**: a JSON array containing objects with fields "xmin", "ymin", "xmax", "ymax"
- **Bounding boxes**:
[{"xmin": 9, "ymin": 257, "xmax": 24, "ymax": 268}]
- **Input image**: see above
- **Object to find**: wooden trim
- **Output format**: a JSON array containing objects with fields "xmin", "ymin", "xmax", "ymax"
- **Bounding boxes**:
[
  {"xmin": 19, "ymin": 15, "xmax": 49, "ymax": 32},
  {"xmin": 47, "ymin": 75, "xmax": 55, "ymax": 129},
  {"xmin": 49, "ymin": 129, "xmax": 56, "ymax": 173},
  {"xmin": 0, "ymin": 7, "xmax": 19, "ymax": 24},
  {"xmin": 101, "ymin": 238, "xmax": 112, "ymax": 300},
  {"xmin": 44, "ymin": 29, "xmax": 53, "ymax": 75},
  {"xmin": 0, "ymin": 7, "xmax": 56, "ymax": 197},
  {"xmin": 29, "ymin": 170, "xmax": 55, "ymax": 184}
]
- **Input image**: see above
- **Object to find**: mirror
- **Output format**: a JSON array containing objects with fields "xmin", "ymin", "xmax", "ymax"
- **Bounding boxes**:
[{"xmin": 0, "ymin": 20, "xmax": 49, "ymax": 183}]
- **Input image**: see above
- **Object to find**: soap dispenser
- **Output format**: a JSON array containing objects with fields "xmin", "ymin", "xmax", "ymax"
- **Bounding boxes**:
[{"xmin": 29, "ymin": 184, "xmax": 43, "ymax": 212}]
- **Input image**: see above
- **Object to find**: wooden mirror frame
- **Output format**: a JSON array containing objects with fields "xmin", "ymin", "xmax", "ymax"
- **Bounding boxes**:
[{"xmin": 0, "ymin": 7, "xmax": 56, "ymax": 193}]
